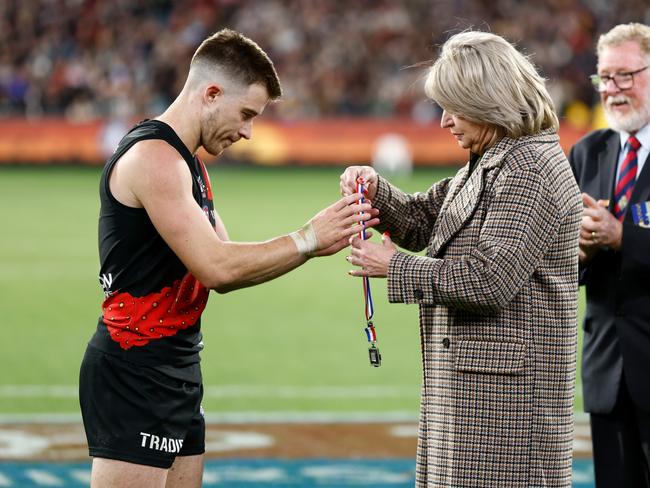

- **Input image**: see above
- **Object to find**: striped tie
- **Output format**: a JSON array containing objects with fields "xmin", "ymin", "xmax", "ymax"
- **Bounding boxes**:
[{"xmin": 614, "ymin": 135, "xmax": 641, "ymax": 221}]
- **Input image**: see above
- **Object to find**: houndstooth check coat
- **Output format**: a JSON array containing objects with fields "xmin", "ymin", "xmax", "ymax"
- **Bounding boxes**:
[{"xmin": 374, "ymin": 130, "xmax": 581, "ymax": 487}]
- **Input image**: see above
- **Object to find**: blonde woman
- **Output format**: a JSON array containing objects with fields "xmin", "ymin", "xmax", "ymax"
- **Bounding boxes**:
[{"xmin": 341, "ymin": 31, "xmax": 581, "ymax": 487}]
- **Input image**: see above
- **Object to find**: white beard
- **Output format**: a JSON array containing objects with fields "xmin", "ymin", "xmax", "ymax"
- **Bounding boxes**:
[{"xmin": 604, "ymin": 94, "xmax": 650, "ymax": 133}]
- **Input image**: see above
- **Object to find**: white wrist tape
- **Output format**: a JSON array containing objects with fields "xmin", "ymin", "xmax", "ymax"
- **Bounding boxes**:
[{"xmin": 289, "ymin": 222, "xmax": 318, "ymax": 255}]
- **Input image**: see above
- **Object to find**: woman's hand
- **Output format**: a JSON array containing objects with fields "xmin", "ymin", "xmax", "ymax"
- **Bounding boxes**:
[
  {"xmin": 347, "ymin": 233, "xmax": 396, "ymax": 277},
  {"xmin": 340, "ymin": 166, "xmax": 378, "ymax": 200}
]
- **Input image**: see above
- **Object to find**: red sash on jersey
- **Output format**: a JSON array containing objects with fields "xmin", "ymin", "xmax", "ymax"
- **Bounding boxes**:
[{"xmin": 103, "ymin": 273, "xmax": 209, "ymax": 350}]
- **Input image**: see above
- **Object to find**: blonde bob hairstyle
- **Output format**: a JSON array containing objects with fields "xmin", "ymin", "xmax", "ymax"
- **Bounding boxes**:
[{"xmin": 425, "ymin": 31, "xmax": 558, "ymax": 139}]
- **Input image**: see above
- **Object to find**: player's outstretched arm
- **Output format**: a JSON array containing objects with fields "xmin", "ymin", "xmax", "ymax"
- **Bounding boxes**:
[{"xmin": 119, "ymin": 141, "xmax": 377, "ymax": 293}]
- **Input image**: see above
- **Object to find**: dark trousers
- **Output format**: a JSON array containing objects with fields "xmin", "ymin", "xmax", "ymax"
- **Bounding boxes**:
[{"xmin": 590, "ymin": 379, "xmax": 650, "ymax": 488}]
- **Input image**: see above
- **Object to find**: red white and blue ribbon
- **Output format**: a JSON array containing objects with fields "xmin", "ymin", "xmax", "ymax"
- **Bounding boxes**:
[
  {"xmin": 357, "ymin": 177, "xmax": 377, "ymax": 345},
  {"xmin": 365, "ymin": 323, "xmax": 377, "ymax": 342}
]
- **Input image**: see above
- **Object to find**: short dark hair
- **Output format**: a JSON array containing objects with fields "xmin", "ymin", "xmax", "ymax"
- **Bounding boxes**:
[{"xmin": 191, "ymin": 29, "xmax": 282, "ymax": 99}]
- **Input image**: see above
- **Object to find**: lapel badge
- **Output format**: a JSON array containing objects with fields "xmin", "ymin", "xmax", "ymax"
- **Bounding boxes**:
[{"xmin": 631, "ymin": 201, "xmax": 650, "ymax": 228}]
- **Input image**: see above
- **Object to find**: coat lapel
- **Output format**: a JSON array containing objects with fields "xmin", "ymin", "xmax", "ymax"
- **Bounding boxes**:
[
  {"xmin": 600, "ymin": 134, "xmax": 620, "ymax": 209},
  {"xmin": 428, "ymin": 156, "xmax": 488, "ymax": 257},
  {"xmin": 427, "ymin": 131, "xmax": 557, "ymax": 257},
  {"xmin": 631, "ymin": 151, "xmax": 650, "ymax": 204}
]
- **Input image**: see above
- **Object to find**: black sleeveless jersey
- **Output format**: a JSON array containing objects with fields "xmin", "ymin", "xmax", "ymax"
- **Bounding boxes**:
[{"xmin": 90, "ymin": 119, "xmax": 216, "ymax": 370}]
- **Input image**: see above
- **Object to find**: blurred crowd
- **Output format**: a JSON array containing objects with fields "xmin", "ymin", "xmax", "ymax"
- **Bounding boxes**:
[{"xmin": 0, "ymin": 0, "xmax": 648, "ymax": 127}]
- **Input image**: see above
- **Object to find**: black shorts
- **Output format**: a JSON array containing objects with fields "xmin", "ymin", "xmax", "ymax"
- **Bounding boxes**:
[{"xmin": 79, "ymin": 345, "xmax": 205, "ymax": 469}]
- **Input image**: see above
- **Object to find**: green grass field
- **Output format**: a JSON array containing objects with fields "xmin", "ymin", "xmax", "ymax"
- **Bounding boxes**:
[{"xmin": 0, "ymin": 165, "xmax": 584, "ymax": 415}]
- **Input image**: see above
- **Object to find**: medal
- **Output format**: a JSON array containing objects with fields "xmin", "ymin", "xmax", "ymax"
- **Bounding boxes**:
[{"xmin": 366, "ymin": 321, "xmax": 382, "ymax": 367}]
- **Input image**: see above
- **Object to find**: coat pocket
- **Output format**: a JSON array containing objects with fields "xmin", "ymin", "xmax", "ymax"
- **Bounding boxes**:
[{"xmin": 453, "ymin": 340, "xmax": 527, "ymax": 375}]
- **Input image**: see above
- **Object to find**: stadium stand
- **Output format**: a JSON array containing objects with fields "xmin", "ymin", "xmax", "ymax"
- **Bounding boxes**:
[{"xmin": 1, "ymin": 0, "xmax": 648, "ymax": 125}]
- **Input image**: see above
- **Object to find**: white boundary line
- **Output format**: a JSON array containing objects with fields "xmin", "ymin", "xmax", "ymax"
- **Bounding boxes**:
[
  {"xmin": 0, "ymin": 385, "xmax": 419, "ymax": 399},
  {"xmin": 0, "ymin": 411, "xmax": 590, "ymax": 425},
  {"xmin": 0, "ymin": 385, "xmax": 589, "ymax": 425},
  {"xmin": 0, "ymin": 411, "xmax": 420, "ymax": 425}
]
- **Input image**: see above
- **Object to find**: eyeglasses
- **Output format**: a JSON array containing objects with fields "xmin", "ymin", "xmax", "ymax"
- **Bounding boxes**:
[{"xmin": 590, "ymin": 66, "xmax": 649, "ymax": 92}]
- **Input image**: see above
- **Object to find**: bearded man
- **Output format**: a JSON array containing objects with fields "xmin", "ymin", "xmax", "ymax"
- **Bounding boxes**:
[{"xmin": 569, "ymin": 22, "xmax": 650, "ymax": 488}]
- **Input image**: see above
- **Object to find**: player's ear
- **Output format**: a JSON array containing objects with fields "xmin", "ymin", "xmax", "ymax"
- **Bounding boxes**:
[{"xmin": 204, "ymin": 85, "xmax": 223, "ymax": 103}]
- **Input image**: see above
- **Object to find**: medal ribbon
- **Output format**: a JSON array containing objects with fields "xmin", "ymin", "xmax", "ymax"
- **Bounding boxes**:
[{"xmin": 356, "ymin": 178, "xmax": 380, "ymax": 364}]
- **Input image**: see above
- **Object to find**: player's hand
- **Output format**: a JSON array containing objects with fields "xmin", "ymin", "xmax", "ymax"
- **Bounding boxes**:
[
  {"xmin": 306, "ymin": 193, "xmax": 380, "ymax": 257},
  {"xmin": 340, "ymin": 166, "xmax": 378, "ymax": 200},
  {"xmin": 347, "ymin": 232, "xmax": 396, "ymax": 277},
  {"xmin": 579, "ymin": 193, "xmax": 622, "ymax": 254}
]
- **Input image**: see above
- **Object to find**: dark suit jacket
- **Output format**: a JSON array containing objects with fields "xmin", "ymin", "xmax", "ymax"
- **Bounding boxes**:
[{"xmin": 569, "ymin": 128, "xmax": 650, "ymax": 414}]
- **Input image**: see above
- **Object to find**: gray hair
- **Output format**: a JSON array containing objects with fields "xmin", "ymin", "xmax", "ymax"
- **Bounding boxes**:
[
  {"xmin": 597, "ymin": 23, "xmax": 650, "ymax": 58},
  {"xmin": 425, "ymin": 31, "xmax": 558, "ymax": 138}
]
